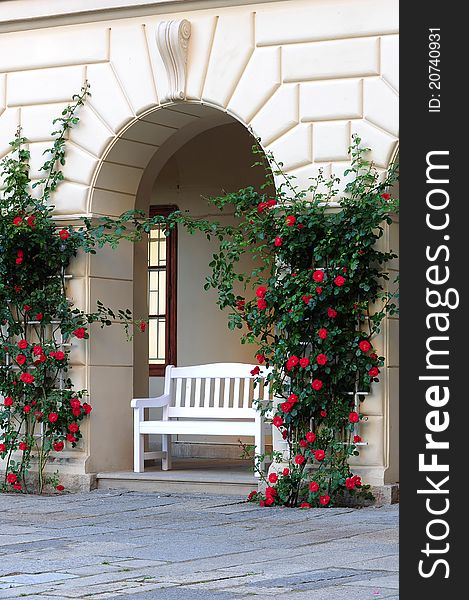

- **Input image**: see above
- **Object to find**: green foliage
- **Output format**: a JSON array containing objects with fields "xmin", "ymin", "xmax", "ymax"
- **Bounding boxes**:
[
  {"xmin": 187, "ymin": 137, "xmax": 399, "ymax": 507},
  {"xmin": 0, "ymin": 85, "xmax": 141, "ymax": 494}
]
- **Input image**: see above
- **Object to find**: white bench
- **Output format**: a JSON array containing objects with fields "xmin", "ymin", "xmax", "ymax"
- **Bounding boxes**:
[{"xmin": 131, "ymin": 363, "xmax": 272, "ymax": 477}]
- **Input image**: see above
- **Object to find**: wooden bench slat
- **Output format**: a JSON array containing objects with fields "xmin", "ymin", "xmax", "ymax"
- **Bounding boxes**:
[
  {"xmin": 175, "ymin": 378, "xmax": 182, "ymax": 407},
  {"xmin": 203, "ymin": 378, "xmax": 211, "ymax": 407},
  {"xmin": 233, "ymin": 377, "xmax": 241, "ymax": 408},
  {"xmin": 194, "ymin": 377, "xmax": 202, "ymax": 408}
]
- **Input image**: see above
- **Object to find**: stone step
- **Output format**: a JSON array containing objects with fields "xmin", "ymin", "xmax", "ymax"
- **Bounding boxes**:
[{"xmin": 96, "ymin": 458, "xmax": 258, "ymax": 497}]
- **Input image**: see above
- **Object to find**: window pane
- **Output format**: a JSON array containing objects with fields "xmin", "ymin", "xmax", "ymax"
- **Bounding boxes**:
[
  {"xmin": 148, "ymin": 270, "xmax": 166, "ymax": 315},
  {"xmin": 149, "ymin": 317, "xmax": 166, "ymax": 364}
]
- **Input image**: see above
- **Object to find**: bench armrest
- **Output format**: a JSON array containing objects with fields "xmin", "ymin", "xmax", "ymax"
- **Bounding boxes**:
[{"xmin": 131, "ymin": 394, "xmax": 171, "ymax": 409}]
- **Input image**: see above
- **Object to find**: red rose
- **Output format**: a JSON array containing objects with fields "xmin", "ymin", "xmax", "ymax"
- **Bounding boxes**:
[
  {"xmin": 286, "ymin": 215, "xmax": 296, "ymax": 226},
  {"xmin": 286, "ymin": 356, "xmax": 299, "ymax": 371},
  {"xmin": 306, "ymin": 431, "xmax": 316, "ymax": 443},
  {"xmin": 280, "ymin": 402, "xmax": 293, "ymax": 413},
  {"xmin": 59, "ymin": 229, "xmax": 70, "ymax": 240},
  {"xmin": 15, "ymin": 258, "xmax": 23, "ymax": 265},
  {"xmin": 302, "ymin": 295, "xmax": 312, "ymax": 305},
  {"xmin": 18, "ymin": 340, "xmax": 28, "ymax": 350},
  {"xmin": 48, "ymin": 412, "xmax": 59, "ymax": 423},
  {"xmin": 16, "ymin": 354, "xmax": 26, "ymax": 366},
  {"xmin": 282, "ymin": 468, "xmax": 290, "ymax": 476},
  {"xmin": 14, "ymin": 285, "xmax": 22, "ymax": 293},
  {"xmin": 33, "ymin": 345, "xmax": 43, "ymax": 356},
  {"xmin": 70, "ymin": 398, "xmax": 81, "ymax": 410},
  {"xmin": 274, "ymin": 236, "xmax": 283, "ymax": 247},
  {"xmin": 66, "ymin": 434, "xmax": 77, "ymax": 443},
  {"xmin": 53, "ymin": 441, "xmax": 65, "ymax": 452},
  {"xmin": 13, "ymin": 216, "xmax": 23, "ymax": 226},
  {"xmin": 353, "ymin": 435, "xmax": 362, "ymax": 443},
  {"xmin": 68, "ymin": 423, "xmax": 79, "ymax": 433},
  {"xmin": 299, "ymin": 357, "xmax": 309, "ymax": 368},
  {"xmin": 381, "ymin": 193, "xmax": 391, "ymax": 200},
  {"xmin": 318, "ymin": 328, "xmax": 328, "ymax": 340},
  {"xmin": 247, "ymin": 490, "xmax": 257, "ymax": 501},
  {"xmin": 312, "ymin": 270, "xmax": 324, "ymax": 282},
  {"xmin": 319, "ymin": 495, "xmax": 330, "ymax": 506},
  {"xmin": 257, "ymin": 202, "xmax": 268, "ymax": 213},
  {"xmin": 13, "ymin": 482, "xmax": 22, "ymax": 490},
  {"xmin": 300, "ymin": 502, "xmax": 311, "ymax": 508},
  {"xmin": 4, "ymin": 396, "xmax": 13, "ymax": 407},
  {"xmin": 255, "ymin": 286, "xmax": 267, "ymax": 298},
  {"xmin": 250, "ymin": 366, "xmax": 260, "ymax": 376},
  {"xmin": 327, "ymin": 308, "xmax": 337, "ymax": 318},
  {"xmin": 73, "ymin": 327, "xmax": 86, "ymax": 339},
  {"xmin": 56, "ymin": 485, "xmax": 65, "ymax": 492},
  {"xmin": 82, "ymin": 403, "xmax": 92, "ymax": 415},
  {"xmin": 72, "ymin": 407, "xmax": 81, "ymax": 417},
  {"xmin": 54, "ymin": 351, "xmax": 65, "ymax": 361},
  {"xmin": 23, "ymin": 305, "xmax": 31, "ymax": 312},
  {"xmin": 370, "ymin": 352, "xmax": 378, "ymax": 360},
  {"xmin": 299, "ymin": 439, "xmax": 307, "ymax": 448},
  {"xmin": 320, "ymin": 409, "xmax": 327, "ymax": 417},
  {"xmin": 272, "ymin": 416, "xmax": 284, "ymax": 428},
  {"xmin": 314, "ymin": 449, "xmax": 325, "ymax": 461},
  {"xmin": 257, "ymin": 298, "xmax": 267, "ymax": 310},
  {"xmin": 256, "ymin": 354, "xmax": 265, "ymax": 364},
  {"xmin": 266, "ymin": 199, "xmax": 276, "ymax": 208},
  {"xmin": 359, "ymin": 340, "xmax": 371, "ymax": 352},
  {"xmin": 294, "ymin": 454, "xmax": 305, "ymax": 465},
  {"xmin": 265, "ymin": 496, "xmax": 274, "ymax": 506},
  {"xmin": 288, "ymin": 394, "xmax": 298, "ymax": 403},
  {"xmin": 268, "ymin": 473, "xmax": 278, "ymax": 484},
  {"xmin": 352, "ymin": 475, "xmax": 362, "ymax": 487},
  {"xmin": 316, "ymin": 353, "xmax": 328, "ymax": 366},
  {"xmin": 0, "ymin": 443, "xmax": 6, "ymax": 453},
  {"xmin": 259, "ymin": 500, "xmax": 266, "ymax": 507},
  {"xmin": 311, "ymin": 379, "xmax": 323, "ymax": 391},
  {"xmin": 349, "ymin": 411, "xmax": 359, "ymax": 423},
  {"xmin": 368, "ymin": 366, "xmax": 379, "ymax": 378},
  {"xmin": 20, "ymin": 373, "xmax": 34, "ymax": 384},
  {"xmin": 35, "ymin": 313, "xmax": 43, "ymax": 321},
  {"xmin": 139, "ymin": 321, "xmax": 146, "ymax": 332},
  {"xmin": 23, "ymin": 405, "xmax": 31, "ymax": 413},
  {"xmin": 265, "ymin": 486, "xmax": 277, "ymax": 497},
  {"xmin": 345, "ymin": 477, "xmax": 356, "ymax": 490},
  {"xmin": 282, "ymin": 430, "xmax": 288, "ymax": 439},
  {"xmin": 27, "ymin": 215, "xmax": 36, "ymax": 228},
  {"xmin": 315, "ymin": 287, "xmax": 323, "ymax": 295},
  {"xmin": 7, "ymin": 473, "xmax": 17, "ymax": 484},
  {"xmin": 297, "ymin": 223, "xmax": 305, "ymax": 229},
  {"xmin": 309, "ymin": 481, "xmax": 319, "ymax": 492},
  {"xmin": 334, "ymin": 275, "xmax": 345, "ymax": 287},
  {"xmin": 18, "ymin": 442, "xmax": 27, "ymax": 451}
]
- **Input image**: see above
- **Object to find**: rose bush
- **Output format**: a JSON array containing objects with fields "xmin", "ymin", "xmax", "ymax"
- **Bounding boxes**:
[
  {"xmin": 0, "ymin": 85, "xmax": 140, "ymax": 493},
  {"xmin": 192, "ymin": 138, "xmax": 399, "ymax": 507}
]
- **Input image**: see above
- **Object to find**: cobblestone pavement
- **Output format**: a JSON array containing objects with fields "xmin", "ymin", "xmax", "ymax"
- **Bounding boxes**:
[{"xmin": 0, "ymin": 490, "xmax": 398, "ymax": 599}]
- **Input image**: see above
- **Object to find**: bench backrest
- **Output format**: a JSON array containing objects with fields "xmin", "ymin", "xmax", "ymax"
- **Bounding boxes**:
[{"xmin": 164, "ymin": 363, "xmax": 273, "ymax": 419}]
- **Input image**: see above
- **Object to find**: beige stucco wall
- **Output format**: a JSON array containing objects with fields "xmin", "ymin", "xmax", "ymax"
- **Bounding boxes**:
[{"xmin": 0, "ymin": 0, "xmax": 399, "ymax": 488}]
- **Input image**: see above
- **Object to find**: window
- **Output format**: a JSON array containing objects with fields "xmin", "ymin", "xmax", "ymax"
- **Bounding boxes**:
[{"xmin": 148, "ymin": 205, "xmax": 177, "ymax": 376}]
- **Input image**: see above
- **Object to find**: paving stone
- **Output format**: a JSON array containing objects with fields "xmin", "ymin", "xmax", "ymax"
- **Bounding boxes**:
[{"xmin": 0, "ymin": 491, "xmax": 398, "ymax": 599}]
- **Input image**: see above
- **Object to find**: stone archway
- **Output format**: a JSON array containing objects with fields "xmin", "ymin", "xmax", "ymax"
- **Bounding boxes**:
[{"xmin": 1, "ymin": 6, "xmax": 399, "ymax": 490}]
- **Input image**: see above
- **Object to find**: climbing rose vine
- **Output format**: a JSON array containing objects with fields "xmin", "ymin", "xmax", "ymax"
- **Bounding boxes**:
[
  {"xmin": 0, "ymin": 85, "xmax": 140, "ymax": 493},
  {"xmin": 194, "ymin": 139, "xmax": 399, "ymax": 507}
]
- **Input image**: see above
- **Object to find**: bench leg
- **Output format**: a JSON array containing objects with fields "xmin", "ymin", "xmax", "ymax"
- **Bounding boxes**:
[
  {"xmin": 134, "ymin": 409, "xmax": 144, "ymax": 473},
  {"xmin": 254, "ymin": 417, "xmax": 265, "ymax": 478},
  {"xmin": 162, "ymin": 434, "xmax": 172, "ymax": 471}
]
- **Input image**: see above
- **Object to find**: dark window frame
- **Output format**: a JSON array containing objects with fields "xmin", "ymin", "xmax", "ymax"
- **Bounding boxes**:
[{"xmin": 148, "ymin": 204, "xmax": 178, "ymax": 377}]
